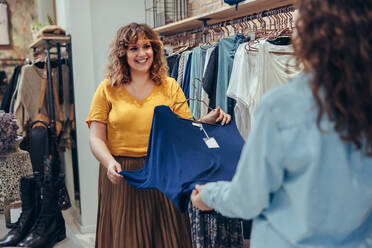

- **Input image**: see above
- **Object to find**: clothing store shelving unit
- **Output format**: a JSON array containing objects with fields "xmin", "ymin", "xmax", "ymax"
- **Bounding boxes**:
[
  {"xmin": 29, "ymin": 36, "xmax": 72, "ymax": 123},
  {"xmin": 29, "ymin": 36, "xmax": 80, "ymax": 203},
  {"xmin": 29, "ymin": 36, "xmax": 73, "ymax": 137},
  {"xmin": 29, "ymin": 36, "xmax": 71, "ymax": 50},
  {"xmin": 154, "ymin": 0, "xmax": 295, "ymax": 36}
]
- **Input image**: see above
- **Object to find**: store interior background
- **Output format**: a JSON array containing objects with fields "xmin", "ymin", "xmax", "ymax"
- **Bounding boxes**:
[{"xmin": 0, "ymin": 0, "xmax": 228, "ymax": 234}]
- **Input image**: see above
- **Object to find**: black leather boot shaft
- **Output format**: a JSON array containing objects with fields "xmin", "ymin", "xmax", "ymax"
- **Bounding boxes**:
[
  {"xmin": 18, "ymin": 174, "xmax": 67, "ymax": 248},
  {"xmin": 0, "ymin": 174, "xmax": 41, "ymax": 247}
]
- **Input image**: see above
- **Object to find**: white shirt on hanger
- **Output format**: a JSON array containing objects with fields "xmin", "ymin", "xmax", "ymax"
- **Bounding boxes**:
[
  {"xmin": 227, "ymin": 41, "xmax": 258, "ymax": 139},
  {"xmin": 227, "ymin": 40, "xmax": 302, "ymax": 139}
]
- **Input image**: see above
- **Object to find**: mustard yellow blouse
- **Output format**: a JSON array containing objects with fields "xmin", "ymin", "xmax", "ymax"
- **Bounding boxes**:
[{"xmin": 86, "ymin": 77, "xmax": 192, "ymax": 157}]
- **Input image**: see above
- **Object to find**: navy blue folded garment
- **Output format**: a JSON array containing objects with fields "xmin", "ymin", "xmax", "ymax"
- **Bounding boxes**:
[{"xmin": 119, "ymin": 105, "xmax": 245, "ymax": 212}]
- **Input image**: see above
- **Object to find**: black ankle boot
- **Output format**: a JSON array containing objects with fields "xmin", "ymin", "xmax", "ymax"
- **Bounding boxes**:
[
  {"xmin": 0, "ymin": 174, "xmax": 41, "ymax": 247},
  {"xmin": 18, "ymin": 174, "xmax": 66, "ymax": 248}
]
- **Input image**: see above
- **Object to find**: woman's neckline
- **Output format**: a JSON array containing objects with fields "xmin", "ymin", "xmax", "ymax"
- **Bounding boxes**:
[{"xmin": 121, "ymin": 82, "xmax": 158, "ymax": 103}]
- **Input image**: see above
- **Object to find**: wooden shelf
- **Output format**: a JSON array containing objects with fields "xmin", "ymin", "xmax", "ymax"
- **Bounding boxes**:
[
  {"xmin": 29, "ymin": 36, "xmax": 71, "ymax": 49},
  {"xmin": 154, "ymin": 0, "xmax": 295, "ymax": 36}
]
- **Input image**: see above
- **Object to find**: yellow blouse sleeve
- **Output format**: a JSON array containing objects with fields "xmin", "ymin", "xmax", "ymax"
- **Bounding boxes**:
[
  {"xmin": 86, "ymin": 80, "xmax": 111, "ymax": 127},
  {"xmin": 168, "ymin": 77, "xmax": 193, "ymax": 120}
]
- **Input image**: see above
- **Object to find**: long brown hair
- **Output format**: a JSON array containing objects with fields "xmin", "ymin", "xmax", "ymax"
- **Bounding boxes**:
[
  {"xmin": 105, "ymin": 23, "xmax": 168, "ymax": 86},
  {"xmin": 293, "ymin": 0, "xmax": 372, "ymax": 155}
]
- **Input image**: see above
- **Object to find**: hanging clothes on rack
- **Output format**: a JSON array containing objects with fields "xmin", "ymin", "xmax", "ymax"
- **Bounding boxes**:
[
  {"xmin": 166, "ymin": 54, "xmax": 179, "ymax": 76},
  {"xmin": 162, "ymin": 5, "xmax": 299, "ymax": 247},
  {"xmin": 0, "ymin": 65, "xmax": 23, "ymax": 112},
  {"xmin": 202, "ymin": 44, "xmax": 219, "ymax": 110},
  {"xmin": 182, "ymin": 52, "xmax": 193, "ymax": 100},
  {"xmin": 12, "ymin": 63, "xmax": 69, "ymax": 136},
  {"xmin": 189, "ymin": 45, "xmax": 212, "ymax": 120},
  {"xmin": 200, "ymin": 46, "xmax": 216, "ymax": 117},
  {"xmin": 226, "ymin": 42, "xmax": 256, "ymax": 139},
  {"xmin": 166, "ymin": 39, "xmax": 248, "ymax": 248},
  {"xmin": 227, "ymin": 39, "xmax": 301, "ymax": 139},
  {"xmin": 215, "ymin": 34, "xmax": 246, "ymax": 116},
  {"xmin": 171, "ymin": 54, "xmax": 181, "ymax": 80},
  {"xmin": 177, "ymin": 51, "xmax": 188, "ymax": 85}
]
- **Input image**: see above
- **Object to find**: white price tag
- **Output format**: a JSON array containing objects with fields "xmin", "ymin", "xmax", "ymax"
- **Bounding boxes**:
[
  {"xmin": 192, "ymin": 122, "xmax": 202, "ymax": 128},
  {"xmin": 193, "ymin": 122, "xmax": 219, "ymax": 148},
  {"xmin": 203, "ymin": 137, "xmax": 220, "ymax": 149},
  {"xmin": 10, "ymin": 207, "xmax": 22, "ymax": 223}
]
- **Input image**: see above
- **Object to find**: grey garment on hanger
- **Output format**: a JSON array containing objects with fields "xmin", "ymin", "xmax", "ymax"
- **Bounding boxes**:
[
  {"xmin": 177, "ymin": 52, "xmax": 187, "ymax": 85},
  {"xmin": 181, "ymin": 51, "xmax": 192, "ymax": 88}
]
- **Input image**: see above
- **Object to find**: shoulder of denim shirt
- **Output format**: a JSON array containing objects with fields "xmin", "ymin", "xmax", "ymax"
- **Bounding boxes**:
[{"xmin": 258, "ymin": 72, "xmax": 329, "ymax": 131}]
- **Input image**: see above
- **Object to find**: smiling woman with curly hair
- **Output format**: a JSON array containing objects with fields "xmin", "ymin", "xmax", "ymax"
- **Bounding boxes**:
[
  {"xmin": 191, "ymin": 0, "xmax": 372, "ymax": 247},
  {"xmin": 105, "ymin": 23, "xmax": 168, "ymax": 86},
  {"xmin": 86, "ymin": 22, "xmax": 231, "ymax": 248}
]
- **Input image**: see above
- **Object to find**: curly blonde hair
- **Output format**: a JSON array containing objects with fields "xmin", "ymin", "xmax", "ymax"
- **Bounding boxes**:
[{"xmin": 105, "ymin": 23, "xmax": 168, "ymax": 86}]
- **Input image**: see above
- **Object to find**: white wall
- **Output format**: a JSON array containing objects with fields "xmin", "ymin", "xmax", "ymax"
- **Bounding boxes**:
[
  {"xmin": 56, "ymin": 0, "xmax": 145, "ymax": 233},
  {"xmin": 91, "ymin": 0, "xmax": 146, "ymax": 84},
  {"xmin": 37, "ymin": 0, "xmax": 56, "ymax": 24}
]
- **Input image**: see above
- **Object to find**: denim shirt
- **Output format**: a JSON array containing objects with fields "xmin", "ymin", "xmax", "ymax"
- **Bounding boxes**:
[
  {"xmin": 215, "ymin": 34, "xmax": 246, "ymax": 113},
  {"xmin": 201, "ymin": 73, "xmax": 372, "ymax": 248},
  {"xmin": 189, "ymin": 46, "xmax": 210, "ymax": 120}
]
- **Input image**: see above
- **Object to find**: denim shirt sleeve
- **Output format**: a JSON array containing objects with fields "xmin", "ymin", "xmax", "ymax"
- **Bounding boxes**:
[{"xmin": 201, "ymin": 99, "xmax": 285, "ymax": 219}]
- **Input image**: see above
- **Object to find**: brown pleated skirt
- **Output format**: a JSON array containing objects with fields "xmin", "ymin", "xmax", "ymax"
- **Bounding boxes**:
[{"xmin": 95, "ymin": 156, "xmax": 192, "ymax": 248}]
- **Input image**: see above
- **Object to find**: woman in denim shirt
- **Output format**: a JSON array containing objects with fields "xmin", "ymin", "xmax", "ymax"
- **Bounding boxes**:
[{"xmin": 191, "ymin": 0, "xmax": 372, "ymax": 247}]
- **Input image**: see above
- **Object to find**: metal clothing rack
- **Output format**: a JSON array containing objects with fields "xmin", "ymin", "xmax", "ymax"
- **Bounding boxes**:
[
  {"xmin": 161, "ymin": 5, "xmax": 295, "ymax": 46},
  {"xmin": 30, "ymin": 37, "xmax": 69, "ymax": 126},
  {"xmin": 30, "ymin": 36, "xmax": 80, "ymax": 201}
]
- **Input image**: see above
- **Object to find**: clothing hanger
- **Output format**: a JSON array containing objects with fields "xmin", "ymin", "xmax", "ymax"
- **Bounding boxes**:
[
  {"xmin": 219, "ymin": 22, "xmax": 228, "ymax": 37},
  {"xmin": 237, "ymin": 20, "xmax": 245, "ymax": 35},
  {"xmin": 245, "ymin": 17, "xmax": 251, "ymax": 33},
  {"xmin": 231, "ymin": 22, "xmax": 239, "ymax": 35},
  {"xmin": 169, "ymin": 76, "xmax": 217, "ymax": 125},
  {"xmin": 170, "ymin": 98, "xmax": 213, "ymax": 114},
  {"xmin": 169, "ymin": 98, "xmax": 218, "ymax": 126},
  {"xmin": 265, "ymin": 9, "xmax": 292, "ymax": 45},
  {"xmin": 283, "ymin": 7, "xmax": 294, "ymax": 30},
  {"xmin": 283, "ymin": 9, "xmax": 290, "ymax": 29},
  {"xmin": 267, "ymin": 10, "xmax": 275, "ymax": 30},
  {"xmin": 257, "ymin": 12, "xmax": 266, "ymax": 34},
  {"xmin": 204, "ymin": 29, "xmax": 216, "ymax": 46},
  {"xmin": 215, "ymin": 24, "xmax": 224, "ymax": 41},
  {"xmin": 244, "ymin": 8, "xmax": 295, "ymax": 55},
  {"xmin": 173, "ymin": 46, "xmax": 189, "ymax": 54},
  {"xmin": 207, "ymin": 26, "xmax": 214, "ymax": 43}
]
